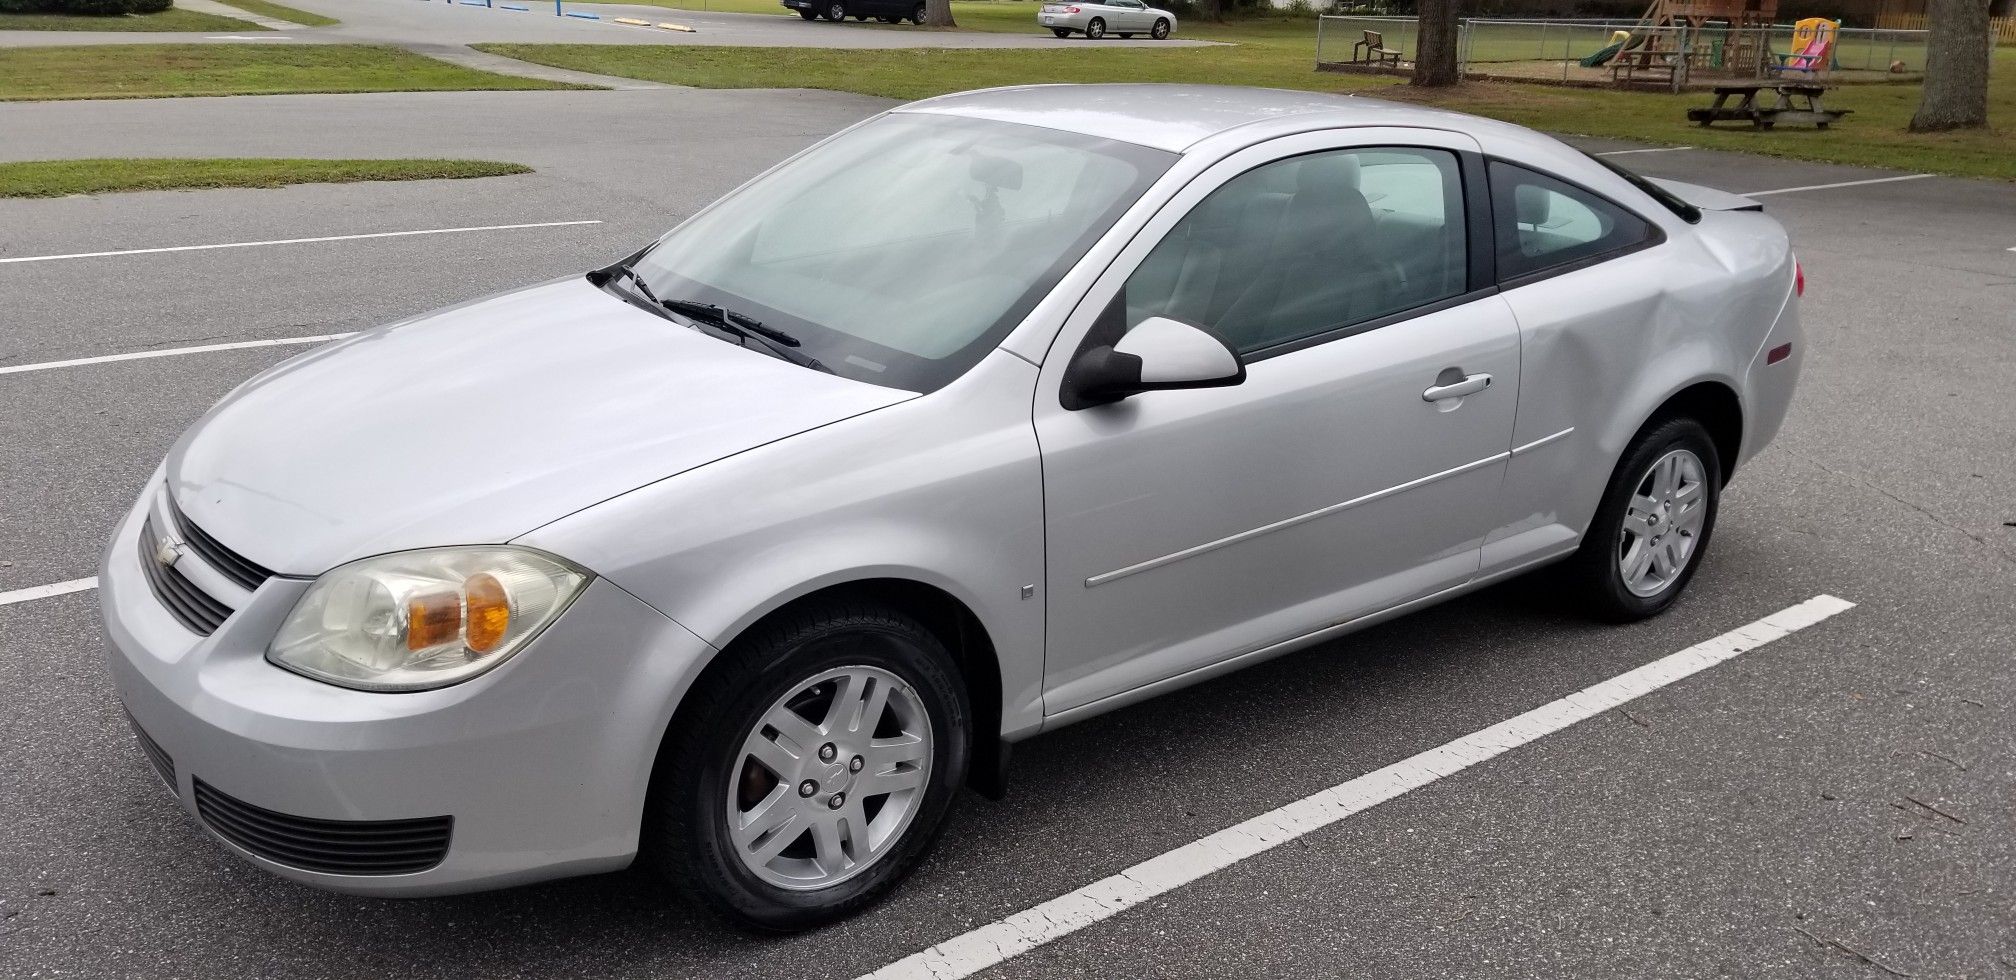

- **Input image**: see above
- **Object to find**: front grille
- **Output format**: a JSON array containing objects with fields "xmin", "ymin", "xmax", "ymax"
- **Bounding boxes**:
[
  {"xmin": 138, "ymin": 517, "xmax": 231, "ymax": 635},
  {"xmin": 124, "ymin": 711, "xmax": 175, "ymax": 788},
  {"xmin": 193, "ymin": 779, "xmax": 453, "ymax": 876},
  {"xmin": 167, "ymin": 498, "xmax": 273, "ymax": 593}
]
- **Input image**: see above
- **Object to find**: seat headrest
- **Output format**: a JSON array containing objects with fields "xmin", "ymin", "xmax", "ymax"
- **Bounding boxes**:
[
  {"xmin": 1515, "ymin": 183, "xmax": 1552, "ymax": 226},
  {"xmin": 1296, "ymin": 153, "xmax": 1362, "ymax": 192}
]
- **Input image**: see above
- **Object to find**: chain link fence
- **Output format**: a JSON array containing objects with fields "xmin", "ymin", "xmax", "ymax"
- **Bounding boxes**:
[{"xmin": 1316, "ymin": 14, "xmax": 1929, "ymax": 87}]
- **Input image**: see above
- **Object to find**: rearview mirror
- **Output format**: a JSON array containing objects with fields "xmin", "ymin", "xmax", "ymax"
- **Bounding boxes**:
[{"xmin": 1062, "ymin": 317, "xmax": 1246, "ymax": 410}]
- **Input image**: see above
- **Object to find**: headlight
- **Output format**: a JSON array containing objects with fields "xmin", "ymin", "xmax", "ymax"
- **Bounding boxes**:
[{"xmin": 268, "ymin": 547, "xmax": 590, "ymax": 692}]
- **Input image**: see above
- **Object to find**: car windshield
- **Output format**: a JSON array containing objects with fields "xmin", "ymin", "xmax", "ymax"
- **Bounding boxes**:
[{"xmin": 627, "ymin": 112, "xmax": 1174, "ymax": 392}]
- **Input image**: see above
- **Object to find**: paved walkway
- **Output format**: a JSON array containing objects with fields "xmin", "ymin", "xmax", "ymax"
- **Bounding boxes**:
[{"xmin": 176, "ymin": 0, "xmax": 302, "ymax": 29}]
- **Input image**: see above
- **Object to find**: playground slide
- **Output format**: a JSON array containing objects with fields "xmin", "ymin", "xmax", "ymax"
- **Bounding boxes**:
[{"xmin": 1580, "ymin": 29, "xmax": 1634, "ymax": 68}]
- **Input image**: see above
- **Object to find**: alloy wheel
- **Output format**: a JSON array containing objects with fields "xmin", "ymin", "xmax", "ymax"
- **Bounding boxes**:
[
  {"xmin": 1617, "ymin": 448, "xmax": 1707, "ymax": 597},
  {"xmin": 726, "ymin": 665, "xmax": 933, "ymax": 891}
]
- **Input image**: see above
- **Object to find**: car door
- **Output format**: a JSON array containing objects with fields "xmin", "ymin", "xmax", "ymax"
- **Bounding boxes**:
[
  {"xmin": 1111, "ymin": 0, "xmax": 1146, "ymax": 30},
  {"xmin": 1034, "ymin": 130, "xmax": 1523, "ymax": 718}
]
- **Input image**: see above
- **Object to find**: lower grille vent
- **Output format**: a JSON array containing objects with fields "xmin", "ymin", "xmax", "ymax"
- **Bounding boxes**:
[{"xmin": 193, "ymin": 779, "xmax": 452, "ymax": 876}]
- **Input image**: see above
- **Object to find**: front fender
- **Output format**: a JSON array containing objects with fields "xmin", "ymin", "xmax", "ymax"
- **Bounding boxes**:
[{"xmin": 518, "ymin": 350, "xmax": 1047, "ymax": 741}]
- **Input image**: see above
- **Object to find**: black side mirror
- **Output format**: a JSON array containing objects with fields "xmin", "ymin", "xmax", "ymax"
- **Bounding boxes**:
[{"xmin": 1062, "ymin": 317, "xmax": 1246, "ymax": 410}]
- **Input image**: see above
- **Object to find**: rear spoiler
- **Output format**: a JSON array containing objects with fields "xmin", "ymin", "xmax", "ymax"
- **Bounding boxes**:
[{"xmin": 1649, "ymin": 177, "xmax": 1764, "ymax": 213}]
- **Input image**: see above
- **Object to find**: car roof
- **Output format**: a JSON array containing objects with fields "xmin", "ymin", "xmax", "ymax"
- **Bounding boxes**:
[{"xmin": 893, "ymin": 83, "xmax": 1540, "ymax": 154}]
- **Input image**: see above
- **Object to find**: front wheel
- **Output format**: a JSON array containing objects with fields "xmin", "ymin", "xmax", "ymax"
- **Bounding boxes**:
[
  {"xmin": 909, "ymin": 2, "xmax": 924, "ymax": 23},
  {"xmin": 644, "ymin": 603, "xmax": 971, "ymax": 931},
  {"xmin": 1564, "ymin": 417, "xmax": 1722, "ymax": 621},
  {"xmin": 1084, "ymin": 16, "xmax": 1104, "ymax": 37},
  {"xmin": 822, "ymin": 0, "xmax": 846, "ymax": 19},
  {"xmin": 1150, "ymin": 17, "xmax": 1169, "ymax": 38}
]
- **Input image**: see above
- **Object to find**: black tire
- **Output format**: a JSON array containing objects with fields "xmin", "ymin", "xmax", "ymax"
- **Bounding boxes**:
[
  {"xmin": 1150, "ymin": 16, "xmax": 1169, "ymax": 38},
  {"xmin": 797, "ymin": 7, "xmax": 817, "ymax": 17},
  {"xmin": 909, "ymin": 2, "xmax": 924, "ymax": 23},
  {"xmin": 822, "ymin": 0, "xmax": 846, "ymax": 19},
  {"xmin": 1084, "ymin": 16, "xmax": 1104, "ymax": 37},
  {"xmin": 1051, "ymin": 26, "xmax": 1070, "ymax": 36},
  {"xmin": 643, "ymin": 601, "xmax": 972, "ymax": 931},
  {"xmin": 1563, "ymin": 416, "xmax": 1722, "ymax": 622}
]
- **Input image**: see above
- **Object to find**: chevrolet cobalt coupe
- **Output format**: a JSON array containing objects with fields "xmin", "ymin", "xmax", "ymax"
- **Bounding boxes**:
[{"xmin": 102, "ymin": 85, "xmax": 1802, "ymax": 930}]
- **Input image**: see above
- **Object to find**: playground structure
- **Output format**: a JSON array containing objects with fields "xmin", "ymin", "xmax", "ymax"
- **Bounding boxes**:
[{"xmin": 1621, "ymin": 0, "xmax": 1780, "ymax": 77}]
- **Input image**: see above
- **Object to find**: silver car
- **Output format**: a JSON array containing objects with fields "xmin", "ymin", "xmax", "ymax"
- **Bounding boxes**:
[
  {"xmin": 1039, "ymin": 0, "xmax": 1174, "ymax": 39},
  {"xmin": 101, "ymin": 85, "xmax": 1801, "ymax": 930}
]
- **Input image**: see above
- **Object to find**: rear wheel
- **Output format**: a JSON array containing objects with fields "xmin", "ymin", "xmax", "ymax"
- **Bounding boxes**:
[
  {"xmin": 909, "ymin": 2, "xmax": 924, "ymax": 23},
  {"xmin": 822, "ymin": 0, "xmax": 846, "ymax": 19},
  {"xmin": 1084, "ymin": 16, "xmax": 1104, "ymax": 37},
  {"xmin": 1150, "ymin": 17, "xmax": 1169, "ymax": 38},
  {"xmin": 1564, "ymin": 417, "xmax": 1721, "ymax": 621},
  {"xmin": 644, "ymin": 602, "xmax": 971, "ymax": 931}
]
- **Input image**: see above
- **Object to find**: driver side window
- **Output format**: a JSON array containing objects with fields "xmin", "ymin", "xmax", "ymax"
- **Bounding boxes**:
[{"xmin": 1120, "ymin": 146, "xmax": 1467, "ymax": 357}]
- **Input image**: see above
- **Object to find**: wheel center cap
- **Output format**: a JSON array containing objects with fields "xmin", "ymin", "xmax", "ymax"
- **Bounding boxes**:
[{"xmin": 818, "ymin": 761, "xmax": 849, "ymax": 793}]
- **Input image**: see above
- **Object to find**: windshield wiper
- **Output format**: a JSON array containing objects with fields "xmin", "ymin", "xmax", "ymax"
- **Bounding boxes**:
[
  {"xmin": 658, "ymin": 297, "xmax": 830, "ymax": 373},
  {"xmin": 592, "ymin": 264, "xmax": 829, "ymax": 374},
  {"xmin": 660, "ymin": 299, "xmax": 802, "ymax": 348}
]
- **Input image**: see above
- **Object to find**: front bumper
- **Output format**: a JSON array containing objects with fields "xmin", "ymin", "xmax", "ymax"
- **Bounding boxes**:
[{"xmin": 98, "ymin": 486, "xmax": 716, "ymax": 896}]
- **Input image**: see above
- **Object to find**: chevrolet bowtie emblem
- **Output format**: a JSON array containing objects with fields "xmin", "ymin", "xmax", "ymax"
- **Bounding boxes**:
[{"xmin": 154, "ymin": 534, "xmax": 185, "ymax": 569}]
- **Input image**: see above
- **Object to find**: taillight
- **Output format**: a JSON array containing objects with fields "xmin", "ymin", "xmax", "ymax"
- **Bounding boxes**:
[
  {"xmin": 1066, "ymin": 5, "xmax": 1079, "ymax": 10},
  {"xmin": 1794, "ymin": 260, "xmax": 1804, "ymax": 297}
]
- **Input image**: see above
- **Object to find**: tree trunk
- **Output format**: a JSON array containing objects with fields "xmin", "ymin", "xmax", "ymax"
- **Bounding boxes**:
[
  {"xmin": 924, "ymin": 0, "xmax": 954, "ymax": 28},
  {"xmin": 1909, "ymin": 0, "xmax": 1991, "ymax": 131},
  {"xmin": 1410, "ymin": 0, "xmax": 1461, "ymax": 87}
]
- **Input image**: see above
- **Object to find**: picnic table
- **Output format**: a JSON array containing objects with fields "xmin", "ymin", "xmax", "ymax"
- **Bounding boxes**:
[{"xmin": 1687, "ymin": 83, "xmax": 1852, "ymax": 130}]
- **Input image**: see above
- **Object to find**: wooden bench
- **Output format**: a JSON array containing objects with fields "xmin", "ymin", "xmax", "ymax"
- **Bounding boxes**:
[
  {"xmin": 1609, "ymin": 47, "xmax": 1690, "ymax": 88},
  {"xmin": 1352, "ymin": 30, "xmax": 1403, "ymax": 67},
  {"xmin": 1687, "ymin": 83, "xmax": 1853, "ymax": 130}
]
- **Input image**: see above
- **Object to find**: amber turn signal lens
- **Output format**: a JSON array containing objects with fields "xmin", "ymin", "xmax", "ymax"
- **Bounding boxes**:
[
  {"xmin": 406, "ymin": 591, "xmax": 463, "ymax": 651},
  {"xmin": 465, "ymin": 573, "xmax": 512, "ymax": 655}
]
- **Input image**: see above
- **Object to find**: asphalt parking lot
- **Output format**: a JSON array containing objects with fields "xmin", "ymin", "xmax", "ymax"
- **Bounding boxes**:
[{"xmin": 3, "ymin": 89, "xmax": 2013, "ymax": 980}]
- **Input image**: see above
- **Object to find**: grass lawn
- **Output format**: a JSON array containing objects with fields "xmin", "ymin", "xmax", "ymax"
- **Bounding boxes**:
[
  {"xmin": 0, "ymin": 5, "xmax": 263, "ymax": 30},
  {"xmin": 209, "ymin": 0, "xmax": 339, "ymax": 26},
  {"xmin": 480, "ymin": 3, "xmax": 2016, "ymax": 180},
  {"xmin": 0, "ymin": 44, "xmax": 595, "ymax": 100},
  {"xmin": 0, "ymin": 157, "xmax": 530, "ymax": 197}
]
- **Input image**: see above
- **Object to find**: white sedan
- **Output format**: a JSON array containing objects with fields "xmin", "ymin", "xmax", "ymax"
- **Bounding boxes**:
[{"xmin": 1039, "ymin": 0, "xmax": 1175, "ymax": 39}]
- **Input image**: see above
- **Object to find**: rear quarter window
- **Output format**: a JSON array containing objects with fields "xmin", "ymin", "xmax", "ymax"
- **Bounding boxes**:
[{"xmin": 1489, "ymin": 161, "xmax": 1656, "ymax": 283}]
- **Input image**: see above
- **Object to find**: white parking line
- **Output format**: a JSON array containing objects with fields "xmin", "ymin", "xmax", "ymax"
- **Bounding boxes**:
[
  {"xmin": 0, "ymin": 333, "xmax": 355, "ymax": 377},
  {"xmin": 856, "ymin": 594, "xmax": 1857, "ymax": 980},
  {"xmin": 0, "ymin": 577, "xmax": 99, "ymax": 608},
  {"xmin": 1744, "ymin": 174, "xmax": 1935, "ymax": 197},
  {"xmin": 0, "ymin": 220, "xmax": 602, "ymax": 266},
  {"xmin": 1595, "ymin": 146, "xmax": 1693, "ymax": 156}
]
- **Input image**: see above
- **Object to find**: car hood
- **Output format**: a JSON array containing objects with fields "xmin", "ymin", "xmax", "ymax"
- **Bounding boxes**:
[{"xmin": 166, "ymin": 277, "xmax": 914, "ymax": 575}]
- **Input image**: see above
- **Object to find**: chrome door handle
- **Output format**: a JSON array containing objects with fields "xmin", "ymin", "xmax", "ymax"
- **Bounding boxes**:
[{"xmin": 1423, "ymin": 372, "xmax": 1492, "ymax": 402}]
